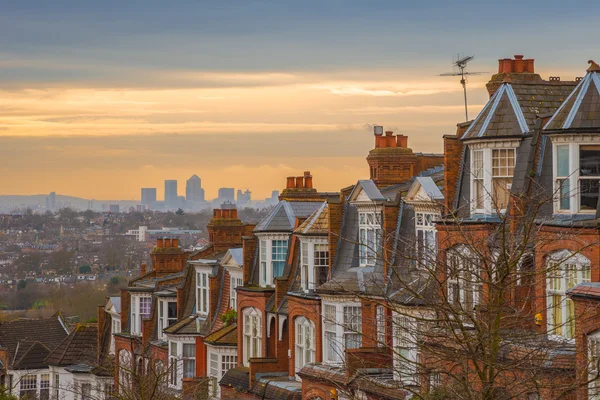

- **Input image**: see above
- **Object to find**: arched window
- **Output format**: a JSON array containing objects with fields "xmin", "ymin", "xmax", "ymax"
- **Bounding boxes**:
[
  {"xmin": 295, "ymin": 317, "xmax": 316, "ymax": 374},
  {"xmin": 547, "ymin": 250, "xmax": 590, "ymax": 338},
  {"xmin": 243, "ymin": 307, "xmax": 262, "ymax": 365},
  {"xmin": 588, "ymin": 330, "xmax": 600, "ymax": 398},
  {"xmin": 118, "ymin": 349, "xmax": 132, "ymax": 392},
  {"xmin": 446, "ymin": 245, "xmax": 481, "ymax": 318}
]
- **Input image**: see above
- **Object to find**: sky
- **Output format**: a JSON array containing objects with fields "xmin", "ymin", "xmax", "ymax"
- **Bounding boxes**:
[{"xmin": 1, "ymin": 0, "xmax": 599, "ymax": 201}]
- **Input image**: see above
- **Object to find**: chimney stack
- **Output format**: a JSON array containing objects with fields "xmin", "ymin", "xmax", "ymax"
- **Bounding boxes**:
[
  {"xmin": 140, "ymin": 263, "xmax": 147, "ymax": 276},
  {"xmin": 497, "ymin": 55, "xmax": 535, "ymax": 74},
  {"xmin": 304, "ymin": 171, "xmax": 313, "ymax": 189},
  {"xmin": 286, "ymin": 177, "xmax": 295, "ymax": 189},
  {"xmin": 295, "ymin": 176, "xmax": 304, "ymax": 188},
  {"xmin": 157, "ymin": 238, "xmax": 164, "ymax": 248}
]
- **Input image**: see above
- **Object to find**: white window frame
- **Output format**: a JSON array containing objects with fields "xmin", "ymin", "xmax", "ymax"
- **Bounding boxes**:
[
  {"xmin": 110, "ymin": 316, "xmax": 121, "ymax": 355},
  {"xmin": 469, "ymin": 142, "xmax": 518, "ymax": 214},
  {"xmin": 158, "ymin": 298, "xmax": 177, "ymax": 340},
  {"xmin": 130, "ymin": 293, "xmax": 152, "ymax": 336},
  {"xmin": 167, "ymin": 337, "xmax": 196, "ymax": 390},
  {"xmin": 196, "ymin": 269, "xmax": 210, "ymax": 316},
  {"xmin": 299, "ymin": 238, "xmax": 329, "ymax": 292},
  {"xmin": 295, "ymin": 317, "xmax": 316, "ymax": 375},
  {"xmin": 546, "ymin": 250, "xmax": 590, "ymax": 339},
  {"xmin": 242, "ymin": 307, "xmax": 262, "ymax": 365},
  {"xmin": 552, "ymin": 138, "xmax": 600, "ymax": 215},
  {"xmin": 257, "ymin": 234, "xmax": 289, "ymax": 287},
  {"xmin": 415, "ymin": 211, "xmax": 438, "ymax": 269},
  {"xmin": 358, "ymin": 210, "xmax": 381, "ymax": 267},
  {"xmin": 322, "ymin": 300, "xmax": 362, "ymax": 365},
  {"xmin": 376, "ymin": 305, "xmax": 385, "ymax": 346},
  {"xmin": 206, "ymin": 346, "xmax": 237, "ymax": 397},
  {"xmin": 447, "ymin": 245, "xmax": 481, "ymax": 320},
  {"xmin": 230, "ymin": 273, "xmax": 243, "ymax": 310},
  {"xmin": 392, "ymin": 313, "xmax": 418, "ymax": 385}
]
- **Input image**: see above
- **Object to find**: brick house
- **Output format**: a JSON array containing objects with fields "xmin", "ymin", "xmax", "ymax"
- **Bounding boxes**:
[
  {"xmin": 221, "ymin": 132, "xmax": 444, "ymax": 399},
  {"xmin": 0, "ymin": 314, "xmax": 69, "ymax": 399},
  {"xmin": 104, "ymin": 204, "xmax": 254, "ymax": 399}
]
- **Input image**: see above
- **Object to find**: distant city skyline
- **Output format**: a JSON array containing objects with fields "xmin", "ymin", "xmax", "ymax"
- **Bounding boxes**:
[{"xmin": 1, "ymin": 2, "xmax": 598, "ymax": 200}]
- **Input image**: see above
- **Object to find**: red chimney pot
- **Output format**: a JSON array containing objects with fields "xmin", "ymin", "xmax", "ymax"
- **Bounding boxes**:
[{"xmin": 286, "ymin": 177, "xmax": 295, "ymax": 189}]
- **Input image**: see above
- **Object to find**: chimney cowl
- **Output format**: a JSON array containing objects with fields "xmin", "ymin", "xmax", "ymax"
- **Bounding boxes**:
[
  {"xmin": 373, "ymin": 125, "xmax": 383, "ymax": 136},
  {"xmin": 385, "ymin": 130, "xmax": 394, "ymax": 137}
]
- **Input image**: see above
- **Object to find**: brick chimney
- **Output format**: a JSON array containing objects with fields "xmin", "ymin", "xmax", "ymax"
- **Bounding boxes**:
[
  {"xmin": 151, "ymin": 236, "xmax": 188, "ymax": 274},
  {"xmin": 206, "ymin": 204, "xmax": 245, "ymax": 253},
  {"xmin": 487, "ymin": 54, "xmax": 541, "ymax": 97},
  {"xmin": 367, "ymin": 126, "xmax": 442, "ymax": 188},
  {"xmin": 279, "ymin": 171, "xmax": 320, "ymax": 201}
]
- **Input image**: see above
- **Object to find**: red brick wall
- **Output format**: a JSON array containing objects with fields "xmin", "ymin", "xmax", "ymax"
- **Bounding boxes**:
[
  {"xmin": 288, "ymin": 295, "xmax": 322, "ymax": 377},
  {"xmin": 573, "ymin": 297, "xmax": 600, "ymax": 399},
  {"xmin": 443, "ymin": 134, "xmax": 463, "ymax": 211},
  {"xmin": 120, "ymin": 288, "xmax": 130, "ymax": 329},
  {"xmin": 242, "ymin": 236, "xmax": 257, "ymax": 286},
  {"xmin": 220, "ymin": 386, "xmax": 257, "ymax": 399},
  {"xmin": 328, "ymin": 198, "xmax": 344, "ymax": 278},
  {"xmin": 236, "ymin": 288, "xmax": 273, "ymax": 364}
]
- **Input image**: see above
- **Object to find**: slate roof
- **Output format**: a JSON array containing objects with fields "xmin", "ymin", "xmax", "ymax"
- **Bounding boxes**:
[
  {"xmin": 545, "ymin": 67, "xmax": 600, "ymax": 131},
  {"xmin": 108, "ymin": 297, "xmax": 121, "ymax": 313},
  {"xmin": 0, "ymin": 314, "xmax": 69, "ymax": 369},
  {"xmin": 204, "ymin": 323, "xmax": 237, "ymax": 346},
  {"xmin": 45, "ymin": 324, "xmax": 97, "ymax": 367},
  {"xmin": 12, "ymin": 341, "xmax": 52, "ymax": 370},
  {"xmin": 294, "ymin": 202, "xmax": 328, "ymax": 236},
  {"xmin": 412, "ymin": 176, "xmax": 444, "ymax": 201},
  {"xmin": 220, "ymin": 366, "xmax": 250, "ymax": 392},
  {"xmin": 463, "ymin": 80, "xmax": 576, "ymax": 140},
  {"xmin": 163, "ymin": 314, "xmax": 209, "ymax": 335},
  {"xmin": 349, "ymin": 180, "xmax": 386, "ymax": 202},
  {"xmin": 254, "ymin": 201, "xmax": 324, "ymax": 233},
  {"xmin": 228, "ymin": 248, "xmax": 243, "ymax": 266},
  {"xmin": 568, "ymin": 282, "xmax": 600, "ymax": 300}
]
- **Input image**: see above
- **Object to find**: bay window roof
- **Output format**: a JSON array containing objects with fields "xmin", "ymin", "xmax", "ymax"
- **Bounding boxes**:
[
  {"xmin": 294, "ymin": 202, "xmax": 328, "ymax": 236},
  {"xmin": 545, "ymin": 62, "xmax": 600, "ymax": 132},
  {"xmin": 254, "ymin": 200, "xmax": 324, "ymax": 233},
  {"xmin": 462, "ymin": 79, "xmax": 576, "ymax": 140}
]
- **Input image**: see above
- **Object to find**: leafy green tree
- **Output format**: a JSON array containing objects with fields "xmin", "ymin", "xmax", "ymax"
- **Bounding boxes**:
[
  {"xmin": 17, "ymin": 280, "xmax": 26, "ymax": 290},
  {"xmin": 79, "ymin": 265, "xmax": 91, "ymax": 274}
]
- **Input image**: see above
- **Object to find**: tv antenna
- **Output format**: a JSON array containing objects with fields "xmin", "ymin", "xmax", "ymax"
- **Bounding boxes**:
[{"xmin": 439, "ymin": 55, "xmax": 487, "ymax": 122}]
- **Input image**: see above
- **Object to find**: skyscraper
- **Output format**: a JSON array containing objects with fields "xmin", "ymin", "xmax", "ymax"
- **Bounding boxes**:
[
  {"xmin": 218, "ymin": 188, "xmax": 235, "ymax": 203},
  {"xmin": 45, "ymin": 192, "xmax": 56, "ymax": 211},
  {"xmin": 164, "ymin": 180, "xmax": 178, "ymax": 208},
  {"xmin": 185, "ymin": 175, "xmax": 205, "ymax": 202},
  {"xmin": 141, "ymin": 188, "xmax": 157, "ymax": 206}
]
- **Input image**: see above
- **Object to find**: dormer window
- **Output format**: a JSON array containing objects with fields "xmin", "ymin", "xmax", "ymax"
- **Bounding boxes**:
[
  {"xmin": 553, "ymin": 141, "xmax": 600, "ymax": 214},
  {"xmin": 470, "ymin": 144, "xmax": 516, "ymax": 214},
  {"xmin": 257, "ymin": 234, "xmax": 289, "ymax": 287},
  {"xmin": 300, "ymin": 239, "xmax": 329, "ymax": 292},
  {"xmin": 358, "ymin": 211, "xmax": 381, "ymax": 266},
  {"xmin": 158, "ymin": 298, "xmax": 177, "ymax": 340},
  {"xmin": 130, "ymin": 294, "xmax": 151, "ymax": 336},
  {"xmin": 196, "ymin": 271, "xmax": 209, "ymax": 315}
]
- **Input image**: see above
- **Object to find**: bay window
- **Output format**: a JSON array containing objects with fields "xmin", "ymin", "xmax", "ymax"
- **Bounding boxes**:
[
  {"xmin": 553, "ymin": 141, "xmax": 600, "ymax": 214},
  {"xmin": 300, "ymin": 239, "xmax": 329, "ymax": 292},
  {"xmin": 470, "ymin": 145, "xmax": 516, "ymax": 214},
  {"xmin": 158, "ymin": 299, "xmax": 177, "ymax": 340},
  {"xmin": 295, "ymin": 317, "xmax": 316, "ymax": 374},
  {"xmin": 130, "ymin": 294, "xmax": 151, "ymax": 336},
  {"xmin": 547, "ymin": 250, "xmax": 590, "ymax": 339},
  {"xmin": 358, "ymin": 211, "xmax": 381, "ymax": 266},
  {"xmin": 393, "ymin": 314, "xmax": 418, "ymax": 384},
  {"xmin": 168, "ymin": 340, "xmax": 196, "ymax": 389},
  {"xmin": 20, "ymin": 375, "xmax": 36, "ymax": 399},
  {"xmin": 40, "ymin": 374, "xmax": 49, "ymax": 400},
  {"xmin": 242, "ymin": 307, "xmax": 262, "ymax": 365},
  {"xmin": 196, "ymin": 271, "xmax": 209, "ymax": 315},
  {"xmin": 258, "ymin": 235, "xmax": 289, "ymax": 287},
  {"xmin": 322, "ymin": 302, "xmax": 362, "ymax": 364},
  {"xmin": 447, "ymin": 246, "xmax": 481, "ymax": 319}
]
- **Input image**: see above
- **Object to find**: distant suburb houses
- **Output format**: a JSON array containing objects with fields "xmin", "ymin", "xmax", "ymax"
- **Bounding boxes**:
[{"xmin": 3, "ymin": 55, "xmax": 600, "ymax": 400}]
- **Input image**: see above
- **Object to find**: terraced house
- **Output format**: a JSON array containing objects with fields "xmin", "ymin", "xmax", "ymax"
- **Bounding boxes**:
[{"xmin": 89, "ymin": 54, "xmax": 600, "ymax": 400}]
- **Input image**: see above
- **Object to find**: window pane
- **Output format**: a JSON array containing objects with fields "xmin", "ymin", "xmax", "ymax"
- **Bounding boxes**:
[
  {"xmin": 557, "ymin": 145, "xmax": 570, "ymax": 177},
  {"xmin": 558, "ymin": 179, "xmax": 570, "ymax": 210},
  {"xmin": 183, "ymin": 343, "xmax": 195, "ymax": 357},
  {"xmin": 580, "ymin": 179, "xmax": 600, "ymax": 210},
  {"xmin": 580, "ymin": 145, "xmax": 600, "ymax": 176}
]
